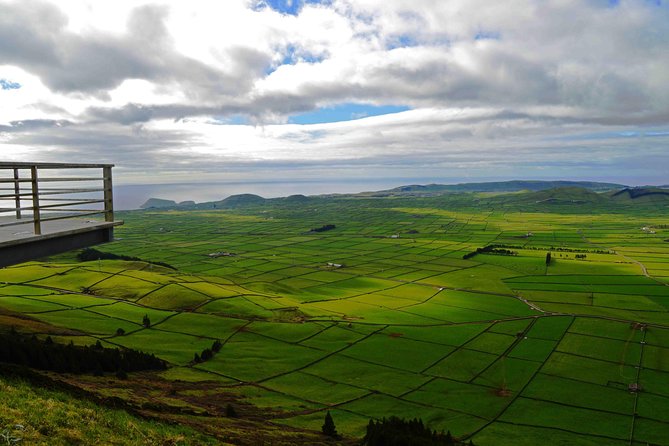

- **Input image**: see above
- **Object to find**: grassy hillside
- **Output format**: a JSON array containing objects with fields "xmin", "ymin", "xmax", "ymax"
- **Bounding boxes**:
[{"xmin": 0, "ymin": 372, "xmax": 218, "ymax": 446}]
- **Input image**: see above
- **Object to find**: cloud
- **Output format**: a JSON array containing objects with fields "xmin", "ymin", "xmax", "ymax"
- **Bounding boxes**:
[
  {"xmin": 0, "ymin": 1, "xmax": 248, "ymax": 99},
  {"xmin": 0, "ymin": 0, "xmax": 668, "ymax": 186}
]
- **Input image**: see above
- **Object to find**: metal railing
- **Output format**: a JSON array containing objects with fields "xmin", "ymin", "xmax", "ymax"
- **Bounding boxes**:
[{"xmin": 0, "ymin": 162, "xmax": 115, "ymax": 235}]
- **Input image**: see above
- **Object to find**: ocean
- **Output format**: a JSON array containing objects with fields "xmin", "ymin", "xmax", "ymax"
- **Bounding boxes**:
[{"xmin": 113, "ymin": 179, "xmax": 425, "ymax": 210}]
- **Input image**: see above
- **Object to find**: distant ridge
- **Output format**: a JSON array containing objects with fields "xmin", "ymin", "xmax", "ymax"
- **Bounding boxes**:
[
  {"xmin": 138, "ymin": 180, "xmax": 651, "ymax": 210},
  {"xmin": 377, "ymin": 180, "xmax": 626, "ymax": 195}
]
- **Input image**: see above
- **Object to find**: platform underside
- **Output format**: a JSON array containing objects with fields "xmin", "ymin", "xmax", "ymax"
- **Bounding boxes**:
[{"xmin": 0, "ymin": 217, "xmax": 122, "ymax": 267}]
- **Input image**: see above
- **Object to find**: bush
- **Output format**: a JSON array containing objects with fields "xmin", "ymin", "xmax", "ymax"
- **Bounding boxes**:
[{"xmin": 310, "ymin": 224, "xmax": 336, "ymax": 233}]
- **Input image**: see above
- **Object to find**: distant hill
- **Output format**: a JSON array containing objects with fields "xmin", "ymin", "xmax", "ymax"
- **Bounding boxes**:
[
  {"xmin": 283, "ymin": 194, "xmax": 311, "ymax": 203},
  {"xmin": 491, "ymin": 187, "xmax": 609, "ymax": 206},
  {"xmin": 217, "ymin": 193, "xmax": 266, "ymax": 207},
  {"xmin": 610, "ymin": 187, "xmax": 669, "ymax": 203},
  {"xmin": 374, "ymin": 180, "xmax": 626, "ymax": 196},
  {"xmin": 140, "ymin": 198, "xmax": 197, "ymax": 209},
  {"xmin": 140, "ymin": 198, "xmax": 178, "ymax": 209}
]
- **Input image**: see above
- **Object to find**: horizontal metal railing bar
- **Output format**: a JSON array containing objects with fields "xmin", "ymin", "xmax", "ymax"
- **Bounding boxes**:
[
  {"xmin": 0, "ymin": 177, "xmax": 103, "ymax": 183},
  {"xmin": 0, "ymin": 189, "xmax": 104, "ymax": 199},
  {"xmin": 34, "ymin": 188, "xmax": 105, "ymax": 195},
  {"xmin": 31, "ymin": 198, "xmax": 105, "ymax": 203},
  {"xmin": 0, "ymin": 162, "xmax": 114, "ymax": 169},
  {"xmin": 0, "ymin": 201, "xmax": 104, "ymax": 212},
  {"xmin": 38, "ymin": 209, "xmax": 104, "ymax": 213},
  {"xmin": 0, "ymin": 192, "xmax": 40, "ymax": 199}
]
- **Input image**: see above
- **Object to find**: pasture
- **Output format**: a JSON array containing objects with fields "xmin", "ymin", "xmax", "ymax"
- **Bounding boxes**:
[{"xmin": 1, "ymin": 193, "xmax": 668, "ymax": 445}]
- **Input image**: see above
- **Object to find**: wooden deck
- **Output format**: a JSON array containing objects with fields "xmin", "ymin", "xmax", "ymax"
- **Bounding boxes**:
[{"xmin": 0, "ymin": 217, "xmax": 122, "ymax": 267}]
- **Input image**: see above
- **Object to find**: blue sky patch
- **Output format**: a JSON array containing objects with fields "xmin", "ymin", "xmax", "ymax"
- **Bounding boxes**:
[
  {"xmin": 0, "ymin": 79, "xmax": 21, "ymax": 90},
  {"xmin": 288, "ymin": 103, "xmax": 410, "ymax": 125},
  {"xmin": 210, "ymin": 115, "xmax": 249, "ymax": 125},
  {"xmin": 608, "ymin": 0, "xmax": 662, "ymax": 7},
  {"xmin": 387, "ymin": 34, "xmax": 419, "ymax": 50},
  {"xmin": 258, "ymin": 0, "xmax": 330, "ymax": 16},
  {"xmin": 281, "ymin": 45, "xmax": 326, "ymax": 65},
  {"xmin": 475, "ymin": 31, "xmax": 501, "ymax": 41},
  {"xmin": 548, "ymin": 128, "xmax": 669, "ymax": 141}
]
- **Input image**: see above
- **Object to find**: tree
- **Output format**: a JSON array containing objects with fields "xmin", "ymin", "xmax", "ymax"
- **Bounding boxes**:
[
  {"xmin": 545, "ymin": 252, "xmax": 552, "ymax": 266},
  {"xmin": 142, "ymin": 314, "xmax": 151, "ymax": 328},
  {"xmin": 225, "ymin": 403, "xmax": 237, "ymax": 418},
  {"xmin": 212, "ymin": 339, "xmax": 222, "ymax": 353},
  {"xmin": 200, "ymin": 348, "xmax": 213, "ymax": 361},
  {"xmin": 116, "ymin": 327, "xmax": 125, "ymax": 336},
  {"xmin": 322, "ymin": 411, "xmax": 338, "ymax": 438}
]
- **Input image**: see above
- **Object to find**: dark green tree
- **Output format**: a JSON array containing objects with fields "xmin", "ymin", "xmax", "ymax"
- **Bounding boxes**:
[
  {"xmin": 322, "ymin": 411, "xmax": 338, "ymax": 438},
  {"xmin": 212, "ymin": 339, "xmax": 222, "ymax": 353},
  {"xmin": 142, "ymin": 314, "xmax": 151, "ymax": 328},
  {"xmin": 200, "ymin": 348, "xmax": 213, "ymax": 361},
  {"xmin": 545, "ymin": 252, "xmax": 552, "ymax": 266},
  {"xmin": 225, "ymin": 403, "xmax": 237, "ymax": 418}
]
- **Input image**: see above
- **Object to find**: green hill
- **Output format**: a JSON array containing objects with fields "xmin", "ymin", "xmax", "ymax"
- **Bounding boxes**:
[
  {"xmin": 217, "ymin": 193, "xmax": 266, "ymax": 207},
  {"xmin": 493, "ymin": 186, "xmax": 609, "ymax": 205},
  {"xmin": 610, "ymin": 187, "xmax": 669, "ymax": 204}
]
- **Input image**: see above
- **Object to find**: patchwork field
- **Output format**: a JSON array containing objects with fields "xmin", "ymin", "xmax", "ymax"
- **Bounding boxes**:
[{"xmin": 1, "ymin": 193, "xmax": 668, "ymax": 445}]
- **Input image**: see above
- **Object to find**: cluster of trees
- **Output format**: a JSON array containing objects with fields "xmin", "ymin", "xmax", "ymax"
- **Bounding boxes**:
[
  {"xmin": 309, "ymin": 224, "xmax": 336, "ymax": 233},
  {"xmin": 78, "ymin": 248, "xmax": 175, "ymax": 270},
  {"xmin": 0, "ymin": 329, "xmax": 166, "ymax": 375},
  {"xmin": 548, "ymin": 246, "xmax": 610, "ymax": 254},
  {"xmin": 193, "ymin": 339, "xmax": 222, "ymax": 364},
  {"xmin": 484, "ymin": 244, "xmax": 610, "ymax": 255},
  {"xmin": 362, "ymin": 417, "xmax": 474, "ymax": 446},
  {"xmin": 575, "ymin": 254, "xmax": 587, "ymax": 259},
  {"xmin": 463, "ymin": 245, "xmax": 518, "ymax": 260}
]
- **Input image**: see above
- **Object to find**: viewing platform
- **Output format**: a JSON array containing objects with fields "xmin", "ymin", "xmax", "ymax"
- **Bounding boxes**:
[{"xmin": 0, "ymin": 162, "xmax": 123, "ymax": 267}]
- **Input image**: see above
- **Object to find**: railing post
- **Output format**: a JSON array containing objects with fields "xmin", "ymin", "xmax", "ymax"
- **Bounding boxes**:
[
  {"xmin": 103, "ymin": 166, "xmax": 114, "ymax": 222},
  {"xmin": 30, "ymin": 165, "xmax": 41, "ymax": 235},
  {"xmin": 13, "ymin": 168, "xmax": 21, "ymax": 219}
]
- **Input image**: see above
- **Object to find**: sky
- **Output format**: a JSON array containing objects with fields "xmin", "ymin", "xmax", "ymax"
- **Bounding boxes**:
[{"xmin": 1, "ymin": 0, "xmax": 668, "ymax": 188}]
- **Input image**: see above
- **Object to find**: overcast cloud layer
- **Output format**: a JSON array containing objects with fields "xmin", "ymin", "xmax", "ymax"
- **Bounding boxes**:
[{"xmin": 1, "ymin": 0, "xmax": 668, "ymax": 186}]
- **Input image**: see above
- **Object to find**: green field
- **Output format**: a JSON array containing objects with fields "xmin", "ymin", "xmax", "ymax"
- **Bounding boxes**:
[{"xmin": 1, "ymin": 192, "xmax": 668, "ymax": 445}]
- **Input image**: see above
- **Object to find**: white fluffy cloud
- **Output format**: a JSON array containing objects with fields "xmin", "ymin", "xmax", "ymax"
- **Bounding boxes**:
[{"xmin": 0, "ymin": 0, "xmax": 668, "ymax": 185}]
